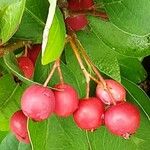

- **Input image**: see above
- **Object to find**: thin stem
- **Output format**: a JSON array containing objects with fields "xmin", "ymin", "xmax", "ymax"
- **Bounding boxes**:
[
  {"xmin": 86, "ymin": 130, "xmax": 93, "ymax": 150},
  {"xmin": 56, "ymin": 59, "xmax": 64, "ymax": 84},
  {"xmin": 0, "ymin": 40, "xmax": 32, "ymax": 57},
  {"xmin": 27, "ymin": 118, "xmax": 34, "ymax": 150},
  {"xmin": 69, "ymin": 36, "xmax": 100, "ymax": 85},
  {"xmin": 72, "ymin": 34, "xmax": 116, "ymax": 105},
  {"xmin": 43, "ymin": 62, "xmax": 57, "ymax": 87}
]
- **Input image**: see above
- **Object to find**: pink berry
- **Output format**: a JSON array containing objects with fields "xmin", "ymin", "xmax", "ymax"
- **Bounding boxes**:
[
  {"xmin": 10, "ymin": 110, "xmax": 29, "ymax": 143},
  {"xmin": 65, "ymin": 15, "xmax": 88, "ymax": 31},
  {"xmin": 73, "ymin": 97, "xmax": 104, "ymax": 130},
  {"xmin": 17, "ymin": 56, "xmax": 34, "ymax": 79},
  {"xmin": 21, "ymin": 84, "xmax": 55, "ymax": 121},
  {"xmin": 27, "ymin": 44, "xmax": 41, "ymax": 65},
  {"xmin": 105, "ymin": 102, "xmax": 140, "ymax": 138},
  {"xmin": 96, "ymin": 79, "xmax": 126, "ymax": 105},
  {"xmin": 53, "ymin": 83, "xmax": 79, "ymax": 117}
]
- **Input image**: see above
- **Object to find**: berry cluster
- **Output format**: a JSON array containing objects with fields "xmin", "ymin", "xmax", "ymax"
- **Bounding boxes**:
[{"xmin": 10, "ymin": 79, "xmax": 140, "ymax": 143}]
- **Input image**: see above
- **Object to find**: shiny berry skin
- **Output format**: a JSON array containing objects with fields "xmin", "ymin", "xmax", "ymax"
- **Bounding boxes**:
[
  {"xmin": 105, "ymin": 102, "xmax": 140, "ymax": 138},
  {"xmin": 27, "ymin": 44, "xmax": 41, "ymax": 65},
  {"xmin": 73, "ymin": 97, "xmax": 104, "ymax": 130},
  {"xmin": 17, "ymin": 56, "xmax": 34, "ymax": 79},
  {"xmin": 96, "ymin": 79, "xmax": 126, "ymax": 105},
  {"xmin": 68, "ymin": 0, "xmax": 94, "ymax": 10},
  {"xmin": 65, "ymin": 15, "xmax": 88, "ymax": 31},
  {"xmin": 10, "ymin": 110, "xmax": 29, "ymax": 143},
  {"xmin": 21, "ymin": 84, "xmax": 55, "ymax": 121},
  {"xmin": 53, "ymin": 83, "xmax": 79, "ymax": 117}
]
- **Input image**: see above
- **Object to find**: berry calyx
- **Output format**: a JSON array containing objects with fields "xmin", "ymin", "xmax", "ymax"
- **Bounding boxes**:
[
  {"xmin": 10, "ymin": 110, "xmax": 29, "ymax": 143},
  {"xmin": 17, "ymin": 56, "xmax": 34, "ymax": 79},
  {"xmin": 21, "ymin": 84, "xmax": 55, "ymax": 121},
  {"xmin": 53, "ymin": 83, "xmax": 79, "ymax": 117},
  {"xmin": 65, "ymin": 15, "xmax": 88, "ymax": 31},
  {"xmin": 96, "ymin": 79, "xmax": 126, "ymax": 105},
  {"xmin": 105, "ymin": 102, "xmax": 140, "ymax": 138},
  {"xmin": 73, "ymin": 97, "xmax": 104, "ymax": 130},
  {"xmin": 27, "ymin": 44, "xmax": 41, "ymax": 65}
]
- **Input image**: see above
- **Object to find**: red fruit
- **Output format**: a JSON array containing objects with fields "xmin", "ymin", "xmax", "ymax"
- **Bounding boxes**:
[
  {"xmin": 53, "ymin": 83, "xmax": 79, "ymax": 117},
  {"xmin": 17, "ymin": 56, "xmax": 34, "ymax": 79},
  {"xmin": 105, "ymin": 102, "xmax": 140, "ymax": 138},
  {"xmin": 68, "ymin": 0, "xmax": 94, "ymax": 10},
  {"xmin": 65, "ymin": 15, "xmax": 88, "ymax": 31},
  {"xmin": 68, "ymin": 0, "xmax": 82, "ymax": 11},
  {"xmin": 96, "ymin": 79, "xmax": 126, "ymax": 105},
  {"xmin": 27, "ymin": 44, "xmax": 41, "ymax": 65},
  {"xmin": 81, "ymin": 0, "xmax": 94, "ymax": 9},
  {"xmin": 10, "ymin": 110, "xmax": 29, "ymax": 143},
  {"xmin": 73, "ymin": 97, "xmax": 104, "ymax": 130},
  {"xmin": 21, "ymin": 84, "xmax": 55, "ymax": 121}
]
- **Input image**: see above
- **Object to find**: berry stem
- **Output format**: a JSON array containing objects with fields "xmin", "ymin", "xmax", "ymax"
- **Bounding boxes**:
[
  {"xmin": 71, "ymin": 33, "xmax": 116, "ymax": 105},
  {"xmin": 43, "ymin": 61, "xmax": 57, "ymax": 87},
  {"xmin": 27, "ymin": 118, "xmax": 33, "ymax": 149},
  {"xmin": 69, "ymin": 36, "xmax": 95, "ymax": 98},
  {"xmin": 0, "ymin": 41, "xmax": 32, "ymax": 57},
  {"xmin": 69, "ymin": 10, "xmax": 108, "ymax": 20},
  {"xmin": 56, "ymin": 59, "xmax": 64, "ymax": 84},
  {"xmin": 86, "ymin": 130, "xmax": 93, "ymax": 150}
]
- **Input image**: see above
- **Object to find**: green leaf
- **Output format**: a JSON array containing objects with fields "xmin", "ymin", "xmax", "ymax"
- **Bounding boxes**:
[
  {"xmin": 88, "ymin": 16, "xmax": 150, "ymax": 57},
  {"xmin": 0, "ymin": 114, "xmax": 9, "ymax": 131},
  {"xmin": 0, "ymin": 131, "xmax": 8, "ymax": 142},
  {"xmin": 42, "ymin": 8, "xmax": 66, "ymax": 65},
  {"xmin": 122, "ymin": 77, "xmax": 150, "ymax": 121},
  {"xmin": 76, "ymin": 31, "xmax": 121, "ymax": 82},
  {"xmin": 0, "ymin": 0, "xmax": 26, "ymax": 44},
  {"xmin": 118, "ymin": 56, "xmax": 147, "ymax": 83},
  {"xmin": 0, "ymin": 74, "xmax": 26, "ymax": 121},
  {"xmin": 102, "ymin": 0, "xmax": 150, "ymax": 35},
  {"xmin": 14, "ymin": 0, "xmax": 49, "ymax": 43},
  {"xmin": 0, "ymin": 133, "xmax": 31, "ymax": 150}
]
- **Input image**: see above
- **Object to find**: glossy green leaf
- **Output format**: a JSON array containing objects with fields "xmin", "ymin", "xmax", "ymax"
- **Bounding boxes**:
[
  {"xmin": 0, "ymin": 0, "xmax": 26, "ymax": 44},
  {"xmin": 76, "ymin": 31, "xmax": 121, "ymax": 82},
  {"xmin": 122, "ymin": 77, "xmax": 150, "ymax": 121},
  {"xmin": 0, "ymin": 74, "xmax": 26, "ymax": 122},
  {"xmin": 42, "ymin": 8, "xmax": 66, "ymax": 65},
  {"xmin": 0, "ymin": 133, "xmax": 31, "ymax": 150},
  {"xmin": 88, "ymin": 16, "xmax": 150, "ymax": 57},
  {"xmin": 118, "ymin": 56, "xmax": 147, "ymax": 83},
  {"xmin": 102, "ymin": 0, "xmax": 150, "ymax": 35},
  {"xmin": 14, "ymin": 0, "xmax": 49, "ymax": 43}
]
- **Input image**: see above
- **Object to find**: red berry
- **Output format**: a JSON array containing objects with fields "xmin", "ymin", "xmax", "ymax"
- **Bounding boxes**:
[
  {"xmin": 105, "ymin": 102, "xmax": 140, "ymax": 138},
  {"xmin": 68, "ymin": 0, "xmax": 82, "ymax": 11},
  {"xmin": 96, "ymin": 79, "xmax": 126, "ymax": 105},
  {"xmin": 17, "ymin": 56, "xmax": 34, "ymax": 79},
  {"xmin": 53, "ymin": 83, "xmax": 79, "ymax": 117},
  {"xmin": 65, "ymin": 15, "xmax": 88, "ymax": 31},
  {"xmin": 27, "ymin": 44, "xmax": 41, "ymax": 65},
  {"xmin": 10, "ymin": 110, "xmax": 29, "ymax": 143},
  {"xmin": 68, "ymin": 0, "xmax": 94, "ymax": 10},
  {"xmin": 21, "ymin": 84, "xmax": 55, "ymax": 121},
  {"xmin": 73, "ymin": 97, "xmax": 104, "ymax": 130},
  {"xmin": 81, "ymin": 0, "xmax": 94, "ymax": 9}
]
